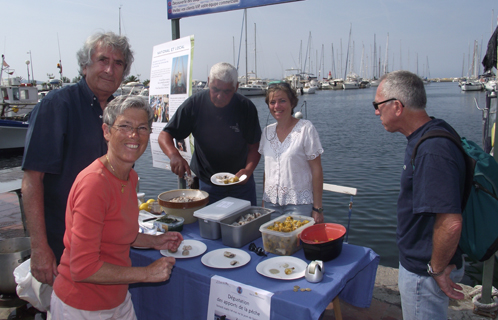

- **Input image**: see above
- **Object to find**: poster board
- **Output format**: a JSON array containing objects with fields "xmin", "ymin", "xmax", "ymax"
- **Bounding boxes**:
[
  {"xmin": 207, "ymin": 275, "xmax": 273, "ymax": 320},
  {"xmin": 148, "ymin": 35, "xmax": 195, "ymax": 170},
  {"xmin": 167, "ymin": 0, "xmax": 303, "ymax": 20}
]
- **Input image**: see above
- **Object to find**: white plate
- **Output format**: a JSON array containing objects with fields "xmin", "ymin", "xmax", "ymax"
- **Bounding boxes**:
[
  {"xmin": 210, "ymin": 173, "xmax": 245, "ymax": 186},
  {"xmin": 201, "ymin": 248, "xmax": 251, "ymax": 269},
  {"xmin": 160, "ymin": 240, "xmax": 207, "ymax": 259},
  {"xmin": 256, "ymin": 256, "xmax": 307, "ymax": 280}
]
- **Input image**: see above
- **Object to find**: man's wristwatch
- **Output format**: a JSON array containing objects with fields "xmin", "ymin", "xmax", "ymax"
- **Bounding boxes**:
[
  {"xmin": 427, "ymin": 261, "xmax": 444, "ymax": 277},
  {"xmin": 312, "ymin": 207, "xmax": 324, "ymax": 214}
]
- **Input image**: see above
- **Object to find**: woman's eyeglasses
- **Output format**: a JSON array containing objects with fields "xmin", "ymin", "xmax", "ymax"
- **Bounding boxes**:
[
  {"xmin": 113, "ymin": 124, "xmax": 151, "ymax": 135},
  {"xmin": 248, "ymin": 243, "xmax": 267, "ymax": 256}
]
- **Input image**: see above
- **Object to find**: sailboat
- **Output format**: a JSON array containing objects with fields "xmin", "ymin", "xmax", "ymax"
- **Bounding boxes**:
[
  {"xmin": 237, "ymin": 10, "xmax": 266, "ymax": 97},
  {"xmin": 342, "ymin": 25, "xmax": 360, "ymax": 90},
  {"xmin": 461, "ymin": 40, "xmax": 484, "ymax": 91}
]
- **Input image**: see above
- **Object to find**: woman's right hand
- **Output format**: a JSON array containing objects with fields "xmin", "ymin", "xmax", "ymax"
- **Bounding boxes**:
[{"xmin": 145, "ymin": 257, "xmax": 176, "ymax": 282}]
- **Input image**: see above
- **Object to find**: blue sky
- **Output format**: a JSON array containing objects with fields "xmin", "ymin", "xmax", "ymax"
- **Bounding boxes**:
[{"xmin": 2, "ymin": 0, "xmax": 496, "ymax": 82}]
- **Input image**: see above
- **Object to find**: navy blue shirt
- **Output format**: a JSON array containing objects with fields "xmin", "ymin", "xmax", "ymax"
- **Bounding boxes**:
[
  {"xmin": 22, "ymin": 78, "xmax": 109, "ymax": 261},
  {"xmin": 397, "ymin": 118, "xmax": 465, "ymax": 275},
  {"xmin": 163, "ymin": 89, "xmax": 261, "ymax": 184}
]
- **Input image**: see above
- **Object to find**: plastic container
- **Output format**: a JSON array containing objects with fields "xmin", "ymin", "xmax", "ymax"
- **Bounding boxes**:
[
  {"xmin": 193, "ymin": 197, "xmax": 251, "ymax": 240},
  {"xmin": 300, "ymin": 223, "xmax": 346, "ymax": 261},
  {"xmin": 153, "ymin": 215, "xmax": 185, "ymax": 232},
  {"xmin": 220, "ymin": 207, "xmax": 274, "ymax": 248},
  {"xmin": 259, "ymin": 214, "xmax": 315, "ymax": 256}
]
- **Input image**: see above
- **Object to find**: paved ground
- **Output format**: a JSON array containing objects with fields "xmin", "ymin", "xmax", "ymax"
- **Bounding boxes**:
[{"xmin": 0, "ymin": 191, "xmax": 491, "ymax": 320}]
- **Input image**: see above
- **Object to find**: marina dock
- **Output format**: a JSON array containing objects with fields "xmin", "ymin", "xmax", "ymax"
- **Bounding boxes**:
[{"xmin": 0, "ymin": 188, "xmax": 486, "ymax": 319}]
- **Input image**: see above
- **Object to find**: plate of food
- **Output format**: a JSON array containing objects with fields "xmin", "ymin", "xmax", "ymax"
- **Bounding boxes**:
[
  {"xmin": 160, "ymin": 239, "xmax": 207, "ymax": 259},
  {"xmin": 201, "ymin": 248, "xmax": 251, "ymax": 269},
  {"xmin": 256, "ymin": 256, "xmax": 307, "ymax": 280},
  {"xmin": 210, "ymin": 173, "xmax": 247, "ymax": 186}
]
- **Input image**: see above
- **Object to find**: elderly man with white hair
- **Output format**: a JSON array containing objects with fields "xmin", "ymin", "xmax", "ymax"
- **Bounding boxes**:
[{"xmin": 159, "ymin": 62, "xmax": 261, "ymax": 205}]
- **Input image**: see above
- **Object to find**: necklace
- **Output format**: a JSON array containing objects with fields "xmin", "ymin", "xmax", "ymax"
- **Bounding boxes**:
[{"xmin": 106, "ymin": 154, "xmax": 126, "ymax": 193}]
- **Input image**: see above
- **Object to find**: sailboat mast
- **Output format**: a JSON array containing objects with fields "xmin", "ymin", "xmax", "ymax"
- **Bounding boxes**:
[
  {"xmin": 254, "ymin": 23, "xmax": 257, "ymax": 79},
  {"xmin": 373, "ymin": 34, "xmax": 377, "ymax": 79},
  {"xmin": 0, "ymin": 55, "xmax": 4, "ymax": 81},
  {"xmin": 244, "ymin": 8, "xmax": 247, "ymax": 84},
  {"xmin": 384, "ymin": 33, "xmax": 389, "ymax": 75},
  {"xmin": 119, "ymin": 5, "xmax": 122, "ymax": 36},
  {"xmin": 344, "ymin": 24, "xmax": 352, "ymax": 80}
]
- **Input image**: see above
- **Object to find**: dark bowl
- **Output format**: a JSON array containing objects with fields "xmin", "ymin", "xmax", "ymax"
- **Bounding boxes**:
[{"xmin": 300, "ymin": 223, "xmax": 346, "ymax": 262}]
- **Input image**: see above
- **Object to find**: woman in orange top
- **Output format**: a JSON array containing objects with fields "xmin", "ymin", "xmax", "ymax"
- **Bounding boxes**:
[{"xmin": 51, "ymin": 95, "xmax": 183, "ymax": 319}]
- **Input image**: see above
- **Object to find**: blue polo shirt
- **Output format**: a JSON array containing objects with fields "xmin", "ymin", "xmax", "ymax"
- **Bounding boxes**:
[
  {"xmin": 397, "ymin": 118, "xmax": 465, "ymax": 275},
  {"xmin": 22, "ymin": 78, "xmax": 109, "ymax": 261}
]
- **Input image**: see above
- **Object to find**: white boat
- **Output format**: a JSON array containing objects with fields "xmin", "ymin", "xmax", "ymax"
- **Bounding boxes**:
[
  {"xmin": 0, "ymin": 119, "xmax": 28, "ymax": 150},
  {"xmin": 329, "ymin": 79, "xmax": 344, "ymax": 90},
  {"xmin": 302, "ymin": 85, "xmax": 316, "ymax": 94},
  {"xmin": 485, "ymin": 80, "xmax": 497, "ymax": 92},
  {"xmin": 1, "ymin": 77, "xmax": 38, "ymax": 119},
  {"xmin": 370, "ymin": 79, "xmax": 381, "ymax": 87},
  {"xmin": 237, "ymin": 83, "xmax": 266, "ymax": 96},
  {"xmin": 192, "ymin": 80, "xmax": 207, "ymax": 94},
  {"xmin": 301, "ymin": 79, "xmax": 317, "ymax": 94},
  {"xmin": 461, "ymin": 81, "xmax": 484, "ymax": 91}
]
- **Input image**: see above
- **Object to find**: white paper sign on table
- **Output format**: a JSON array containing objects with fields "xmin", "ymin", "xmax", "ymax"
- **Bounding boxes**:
[{"xmin": 207, "ymin": 275, "xmax": 273, "ymax": 320}]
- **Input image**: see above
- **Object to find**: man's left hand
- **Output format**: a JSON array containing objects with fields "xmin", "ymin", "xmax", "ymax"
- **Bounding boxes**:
[{"xmin": 433, "ymin": 264, "xmax": 465, "ymax": 300}]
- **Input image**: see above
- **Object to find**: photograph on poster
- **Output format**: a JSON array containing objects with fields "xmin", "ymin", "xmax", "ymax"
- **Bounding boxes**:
[
  {"xmin": 150, "ymin": 94, "xmax": 169, "ymax": 123},
  {"xmin": 214, "ymin": 312, "xmax": 229, "ymax": 320},
  {"xmin": 171, "ymin": 55, "xmax": 188, "ymax": 95}
]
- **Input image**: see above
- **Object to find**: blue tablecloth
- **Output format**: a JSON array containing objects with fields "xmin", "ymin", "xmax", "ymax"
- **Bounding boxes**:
[{"xmin": 129, "ymin": 222, "xmax": 379, "ymax": 320}]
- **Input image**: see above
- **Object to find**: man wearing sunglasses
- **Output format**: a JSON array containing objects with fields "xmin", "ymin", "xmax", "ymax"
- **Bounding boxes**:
[
  {"xmin": 374, "ymin": 70, "xmax": 465, "ymax": 320},
  {"xmin": 159, "ymin": 62, "xmax": 261, "ymax": 206}
]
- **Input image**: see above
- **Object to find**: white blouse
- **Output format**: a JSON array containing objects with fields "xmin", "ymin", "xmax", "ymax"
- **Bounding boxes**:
[{"xmin": 258, "ymin": 119, "xmax": 324, "ymax": 205}]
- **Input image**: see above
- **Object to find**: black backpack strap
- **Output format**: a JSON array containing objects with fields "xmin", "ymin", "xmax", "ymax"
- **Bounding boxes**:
[
  {"xmin": 411, "ymin": 130, "xmax": 464, "ymax": 167},
  {"xmin": 411, "ymin": 129, "xmax": 474, "ymax": 210}
]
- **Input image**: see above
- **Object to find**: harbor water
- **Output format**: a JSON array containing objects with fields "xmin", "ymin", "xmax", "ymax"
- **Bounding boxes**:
[{"xmin": 134, "ymin": 82, "xmax": 486, "ymax": 268}]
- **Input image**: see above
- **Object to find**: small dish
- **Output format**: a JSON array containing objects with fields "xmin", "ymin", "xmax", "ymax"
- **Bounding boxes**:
[
  {"xmin": 160, "ymin": 239, "xmax": 207, "ymax": 258},
  {"xmin": 211, "ymin": 173, "xmax": 247, "ymax": 186},
  {"xmin": 256, "ymin": 256, "xmax": 307, "ymax": 280},
  {"xmin": 201, "ymin": 248, "xmax": 251, "ymax": 269}
]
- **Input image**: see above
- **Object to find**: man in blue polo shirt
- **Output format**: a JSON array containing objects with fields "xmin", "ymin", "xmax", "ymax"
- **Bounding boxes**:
[
  {"xmin": 21, "ymin": 32, "xmax": 134, "ymax": 286},
  {"xmin": 374, "ymin": 70, "xmax": 465, "ymax": 320}
]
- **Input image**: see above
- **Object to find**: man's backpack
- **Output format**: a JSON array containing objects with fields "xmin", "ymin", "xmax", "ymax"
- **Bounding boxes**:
[{"xmin": 412, "ymin": 129, "xmax": 498, "ymax": 262}]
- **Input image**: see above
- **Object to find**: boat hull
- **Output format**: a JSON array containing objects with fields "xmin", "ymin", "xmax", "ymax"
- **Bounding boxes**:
[
  {"xmin": 461, "ymin": 82, "xmax": 483, "ymax": 91},
  {"xmin": 0, "ymin": 120, "xmax": 28, "ymax": 150}
]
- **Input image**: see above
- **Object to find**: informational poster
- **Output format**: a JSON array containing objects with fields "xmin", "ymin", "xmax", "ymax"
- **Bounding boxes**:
[
  {"xmin": 148, "ymin": 35, "xmax": 195, "ymax": 170},
  {"xmin": 167, "ymin": 0, "xmax": 303, "ymax": 20},
  {"xmin": 207, "ymin": 275, "xmax": 273, "ymax": 320}
]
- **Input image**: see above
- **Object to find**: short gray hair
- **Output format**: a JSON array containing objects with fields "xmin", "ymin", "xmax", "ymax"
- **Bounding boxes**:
[
  {"xmin": 103, "ymin": 95, "xmax": 153, "ymax": 128},
  {"xmin": 77, "ymin": 31, "xmax": 134, "ymax": 79},
  {"xmin": 209, "ymin": 62, "xmax": 238, "ymax": 88},
  {"xmin": 379, "ymin": 70, "xmax": 427, "ymax": 110}
]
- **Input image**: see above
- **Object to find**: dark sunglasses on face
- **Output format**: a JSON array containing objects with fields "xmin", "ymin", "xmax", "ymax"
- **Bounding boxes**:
[
  {"xmin": 268, "ymin": 81, "xmax": 291, "ymax": 89},
  {"xmin": 372, "ymin": 98, "xmax": 404, "ymax": 110},
  {"xmin": 248, "ymin": 243, "xmax": 267, "ymax": 256}
]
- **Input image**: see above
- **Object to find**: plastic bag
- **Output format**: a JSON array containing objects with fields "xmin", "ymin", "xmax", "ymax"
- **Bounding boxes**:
[{"xmin": 13, "ymin": 258, "xmax": 52, "ymax": 313}]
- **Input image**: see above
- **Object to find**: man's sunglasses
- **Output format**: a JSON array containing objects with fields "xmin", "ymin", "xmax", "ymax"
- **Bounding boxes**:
[
  {"xmin": 372, "ymin": 98, "xmax": 404, "ymax": 110},
  {"xmin": 248, "ymin": 243, "xmax": 267, "ymax": 256}
]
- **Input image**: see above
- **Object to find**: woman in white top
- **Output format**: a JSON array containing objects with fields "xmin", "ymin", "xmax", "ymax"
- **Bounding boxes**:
[{"xmin": 258, "ymin": 82, "xmax": 324, "ymax": 223}]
